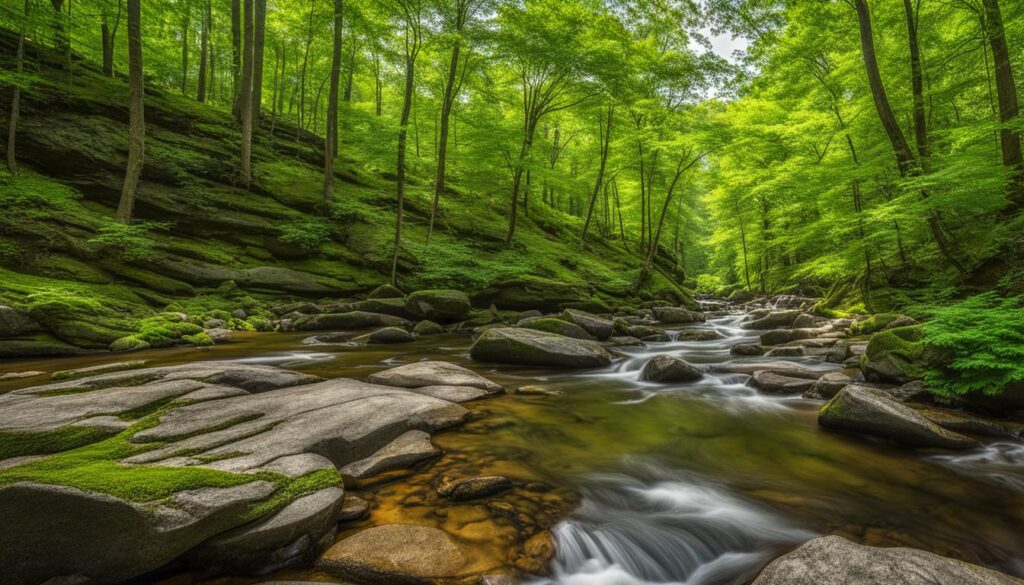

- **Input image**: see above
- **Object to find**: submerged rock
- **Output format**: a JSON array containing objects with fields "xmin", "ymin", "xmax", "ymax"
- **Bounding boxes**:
[
  {"xmin": 318, "ymin": 524, "xmax": 469, "ymax": 584},
  {"xmin": 641, "ymin": 355, "xmax": 703, "ymax": 383},
  {"xmin": 729, "ymin": 343, "xmax": 764, "ymax": 356},
  {"xmin": 818, "ymin": 385, "xmax": 976, "ymax": 449},
  {"xmin": 752, "ymin": 535, "xmax": 1022, "ymax": 585},
  {"xmin": 470, "ymin": 327, "xmax": 612, "ymax": 368},
  {"xmin": 412, "ymin": 320, "xmax": 444, "ymax": 336},
  {"xmin": 676, "ymin": 329, "xmax": 726, "ymax": 342},
  {"xmin": 802, "ymin": 372, "xmax": 853, "ymax": 400},
  {"xmin": 743, "ymin": 310, "xmax": 801, "ymax": 330},
  {"xmin": 437, "ymin": 475, "xmax": 513, "ymax": 501}
]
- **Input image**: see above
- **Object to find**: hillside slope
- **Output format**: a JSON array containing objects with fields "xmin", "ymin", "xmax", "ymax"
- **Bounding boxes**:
[{"xmin": 0, "ymin": 31, "xmax": 691, "ymax": 357}]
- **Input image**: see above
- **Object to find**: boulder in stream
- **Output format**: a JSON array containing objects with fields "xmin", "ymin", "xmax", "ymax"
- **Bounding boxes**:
[
  {"xmin": 818, "ymin": 385, "xmax": 977, "ymax": 449},
  {"xmin": 641, "ymin": 355, "xmax": 704, "ymax": 383},
  {"xmin": 519, "ymin": 317, "xmax": 594, "ymax": 340},
  {"xmin": 354, "ymin": 326, "xmax": 415, "ymax": 344},
  {"xmin": 405, "ymin": 290, "xmax": 472, "ymax": 322},
  {"xmin": 652, "ymin": 306, "xmax": 705, "ymax": 324},
  {"xmin": 560, "ymin": 309, "xmax": 614, "ymax": 340},
  {"xmin": 367, "ymin": 361, "xmax": 502, "ymax": 392},
  {"xmin": 294, "ymin": 311, "xmax": 408, "ymax": 331},
  {"xmin": 470, "ymin": 327, "xmax": 612, "ymax": 368},
  {"xmin": 752, "ymin": 535, "xmax": 1023, "ymax": 585},
  {"xmin": 749, "ymin": 370, "xmax": 816, "ymax": 394}
]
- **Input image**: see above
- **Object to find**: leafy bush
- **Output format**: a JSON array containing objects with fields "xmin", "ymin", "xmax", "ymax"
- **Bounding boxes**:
[
  {"xmin": 89, "ymin": 221, "xmax": 173, "ymax": 262},
  {"xmin": 278, "ymin": 219, "xmax": 332, "ymax": 253},
  {"xmin": 922, "ymin": 293, "xmax": 1024, "ymax": 396},
  {"xmin": 695, "ymin": 274, "xmax": 724, "ymax": 295}
]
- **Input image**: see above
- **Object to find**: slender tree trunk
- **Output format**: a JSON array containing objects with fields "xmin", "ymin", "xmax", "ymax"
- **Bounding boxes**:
[
  {"xmin": 981, "ymin": 0, "xmax": 1024, "ymax": 206},
  {"xmin": 613, "ymin": 178, "xmax": 628, "ymax": 251},
  {"xmin": 734, "ymin": 195, "xmax": 751, "ymax": 291},
  {"xmin": 101, "ymin": 14, "xmax": 115, "ymax": 77},
  {"xmin": 238, "ymin": 0, "xmax": 254, "ymax": 186},
  {"xmin": 343, "ymin": 41, "xmax": 357, "ymax": 102},
  {"xmin": 180, "ymin": 10, "xmax": 189, "ymax": 95},
  {"xmin": 645, "ymin": 155, "xmax": 701, "ymax": 273},
  {"xmin": 392, "ymin": 45, "xmax": 418, "ymax": 285},
  {"xmin": 231, "ymin": 0, "xmax": 241, "ymax": 119},
  {"xmin": 902, "ymin": 0, "xmax": 928, "ymax": 161},
  {"xmin": 372, "ymin": 53, "xmax": 383, "ymax": 116},
  {"xmin": 252, "ymin": 0, "xmax": 266, "ymax": 126},
  {"xmin": 581, "ymin": 104, "xmax": 614, "ymax": 242},
  {"xmin": 270, "ymin": 43, "xmax": 281, "ymax": 136},
  {"xmin": 324, "ymin": 0, "xmax": 343, "ymax": 204},
  {"xmin": 506, "ymin": 119, "xmax": 537, "ymax": 245},
  {"xmin": 116, "ymin": 0, "xmax": 144, "ymax": 223},
  {"xmin": 7, "ymin": 0, "xmax": 28, "ymax": 175},
  {"xmin": 197, "ymin": 0, "xmax": 210, "ymax": 101},
  {"xmin": 298, "ymin": 0, "xmax": 315, "ymax": 135},
  {"xmin": 428, "ymin": 31, "xmax": 463, "ymax": 245}
]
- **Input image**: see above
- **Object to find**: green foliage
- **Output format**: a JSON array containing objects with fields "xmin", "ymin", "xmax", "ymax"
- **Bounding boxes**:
[
  {"xmin": 278, "ymin": 219, "xmax": 332, "ymax": 253},
  {"xmin": 850, "ymin": 313, "xmax": 906, "ymax": 336},
  {"xmin": 89, "ymin": 221, "xmax": 174, "ymax": 263},
  {"xmin": 922, "ymin": 294, "xmax": 1024, "ymax": 397},
  {"xmin": 695, "ymin": 274, "xmax": 724, "ymax": 295},
  {"xmin": 182, "ymin": 332, "xmax": 214, "ymax": 347}
]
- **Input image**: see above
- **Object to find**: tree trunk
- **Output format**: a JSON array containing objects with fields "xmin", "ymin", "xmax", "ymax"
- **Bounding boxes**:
[
  {"xmin": 981, "ymin": 0, "xmax": 1023, "ymax": 205},
  {"xmin": 197, "ymin": 0, "xmax": 210, "ymax": 101},
  {"xmin": 180, "ymin": 9, "xmax": 189, "ymax": 95},
  {"xmin": 51, "ymin": 0, "xmax": 67, "ymax": 53},
  {"xmin": 298, "ymin": 0, "xmax": 315, "ymax": 136},
  {"xmin": 270, "ymin": 43, "xmax": 281, "ymax": 136},
  {"xmin": 428, "ymin": 30, "xmax": 463, "ymax": 245},
  {"xmin": 101, "ymin": 13, "xmax": 115, "ymax": 77},
  {"xmin": 392, "ymin": 49, "xmax": 417, "ymax": 285},
  {"xmin": 902, "ymin": 0, "xmax": 928, "ymax": 161},
  {"xmin": 7, "ymin": 0, "xmax": 28, "ymax": 175},
  {"xmin": 252, "ymin": 0, "xmax": 266, "ymax": 126},
  {"xmin": 116, "ymin": 0, "xmax": 144, "ymax": 224},
  {"xmin": 231, "ymin": 0, "xmax": 241, "ymax": 119},
  {"xmin": 506, "ymin": 121, "xmax": 537, "ymax": 245},
  {"xmin": 372, "ymin": 53, "xmax": 383, "ymax": 116},
  {"xmin": 581, "ymin": 104, "xmax": 614, "ymax": 243},
  {"xmin": 645, "ymin": 155, "xmax": 700, "ymax": 274},
  {"xmin": 324, "ymin": 0, "xmax": 343, "ymax": 204},
  {"xmin": 238, "ymin": 0, "xmax": 254, "ymax": 186}
]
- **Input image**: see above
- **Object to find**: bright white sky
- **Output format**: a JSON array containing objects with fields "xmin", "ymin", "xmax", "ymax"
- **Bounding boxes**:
[{"xmin": 697, "ymin": 26, "xmax": 751, "ymax": 64}]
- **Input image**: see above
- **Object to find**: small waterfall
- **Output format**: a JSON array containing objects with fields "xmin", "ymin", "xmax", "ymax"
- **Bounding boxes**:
[{"xmin": 532, "ymin": 460, "xmax": 814, "ymax": 585}]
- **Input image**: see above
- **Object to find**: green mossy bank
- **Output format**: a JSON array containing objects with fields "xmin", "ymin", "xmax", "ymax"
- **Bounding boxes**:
[{"xmin": 0, "ymin": 31, "xmax": 692, "ymax": 357}]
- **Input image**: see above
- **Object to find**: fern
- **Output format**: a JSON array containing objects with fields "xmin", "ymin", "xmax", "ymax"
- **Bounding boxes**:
[{"xmin": 922, "ymin": 293, "xmax": 1024, "ymax": 397}]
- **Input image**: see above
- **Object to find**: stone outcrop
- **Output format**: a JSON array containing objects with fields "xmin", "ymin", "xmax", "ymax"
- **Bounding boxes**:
[{"xmin": 470, "ymin": 328, "xmax": 612, "ymax": 368}]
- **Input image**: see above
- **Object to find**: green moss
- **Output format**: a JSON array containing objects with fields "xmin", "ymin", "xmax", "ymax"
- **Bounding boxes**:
[
  {"xmin": 0, "ymin": 426, "xmax": 114, "ymax": 460},
  {"xmin": 862, "ymin": 325, "xmax": 928, "ymax": 379},
  {"xmin": 182, "ymin": 332, "xmax": 214, "ymax": 347},
  {"xmin": 850, "ymin": 313, "xmax": 907, "ymax": 336},
  {"xmin": 246, "ymin": 316, "xmax": 274, "ymax": 331},
  {"xmin": 109, "ymin": 335, "xmax": 151, "ymax": 353}
]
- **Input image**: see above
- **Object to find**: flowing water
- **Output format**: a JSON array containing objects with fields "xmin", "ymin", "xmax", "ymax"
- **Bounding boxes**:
[{"xmin": 3, "ymin": 312, "xmax": 1023, "ymax": 584}]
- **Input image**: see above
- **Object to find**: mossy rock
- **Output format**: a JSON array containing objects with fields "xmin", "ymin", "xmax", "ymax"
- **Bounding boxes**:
[
  {"xmin": 246, "ymin": 316, "xmax": 274, "ymax": 332},
  {"xmin": 520, "ymin": 318, "xmax": 593, "ymax": 340},
  {"xmin": 110, "ymin": 335, "xmax": 152, "ymax": 352},
  {"xmin": 367, "ymin": 284, "xmax": 404, "ymax": 299},
  {"xmin": 861, "ymin": 325, "xmax": 938, "ymax": 384},
  {"xmin": 850, "ymin": 313, "xmax": 916, "ymax": 336},
  {"xmin": 45, "ymin": 320, "xmax": 134, "ymax": 349},
  {"xmin": 182, "ymin": 332, "xmax": 215, "ymax": 347},
  {"xmin": 404, "ymin": 290, "xmax": 472, "ymax": 323},
  {"xmin": 471, "ymin": 276, "xmax": 590, "ymax": 313}
]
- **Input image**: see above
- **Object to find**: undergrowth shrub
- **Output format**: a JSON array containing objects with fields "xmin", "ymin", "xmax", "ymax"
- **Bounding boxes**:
[
  {"xmin": 89, "ymin": 221, "xmax": 173, "ymax": 262},
  {"xmin": 278, "ymin": 219, "xmax": 331, "ymax": 253},
  {"xmin": 922, "ymin": 293, "xmax": 1024, "ymax": 397}
]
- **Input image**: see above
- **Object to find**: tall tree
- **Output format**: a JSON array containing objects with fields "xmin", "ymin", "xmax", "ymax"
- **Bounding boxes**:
[
  {"xmin": 324, "ymin": 0, "xmax": 344, "ymax": 204},
  {"xmin": 116, "ymin": 0, "xmax": 145, "ymax": 224},
  {"xmin": 239, "ymin": 0, "xmax": 254, "ymax": 186},
  {"xmin": 231, "ymin": 0, "xmax": 241, "ymax": 118},
  {"xmin": 100, "ymin": 0, "xmax": 121, "ymax": 77},
  {"xmin": 180, "ymin": 1, "xmax": 190, "ymax": 96},
  {"xmin": 7, "ymin": 0, "xmax": 29, "ymax": 175},
  {"xmin": 981, "ymin": 0, "xmax": 1023, "ymax": 206},
  {"xmin": 252, "ymin": 0, "xmax": 267, "ymax": 125},
  {"xmin": 197, "ymin": 0, "xmax": 210, "ymax": 102},
  {"xmin": 581, "ymin": 104, "xmax": 614, "ymax": 243},
  {"xmin": 428, "ymin": 0, "xmax": 479, "ymax": 245},
  {"xmin": 389, "ymin": 0, "xmax": 426, "ymax": 285}
]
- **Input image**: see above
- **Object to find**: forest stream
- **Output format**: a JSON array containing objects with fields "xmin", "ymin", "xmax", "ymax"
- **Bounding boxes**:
[{"xmin": 3, "ymin": 309, "xmax": 1023, "ymax": 585}]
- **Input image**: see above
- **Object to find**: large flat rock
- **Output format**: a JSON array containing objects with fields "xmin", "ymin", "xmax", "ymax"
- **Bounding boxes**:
[
  {"xmin": 753, "ymin": 536, "xmax": 1023, "ymax": 585},
  {"xmin": 470, "ymin": 327, "xmax": 612, "ymax": 368},
  {"xmin": 367, "ymin": 361, "xmax": 502, "ymax": 392}
]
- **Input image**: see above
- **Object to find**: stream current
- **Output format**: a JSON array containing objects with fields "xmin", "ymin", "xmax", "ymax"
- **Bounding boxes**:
[{"xmin": 3, "ymin": 312, "xmax": 1023, "ymax": 584}]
